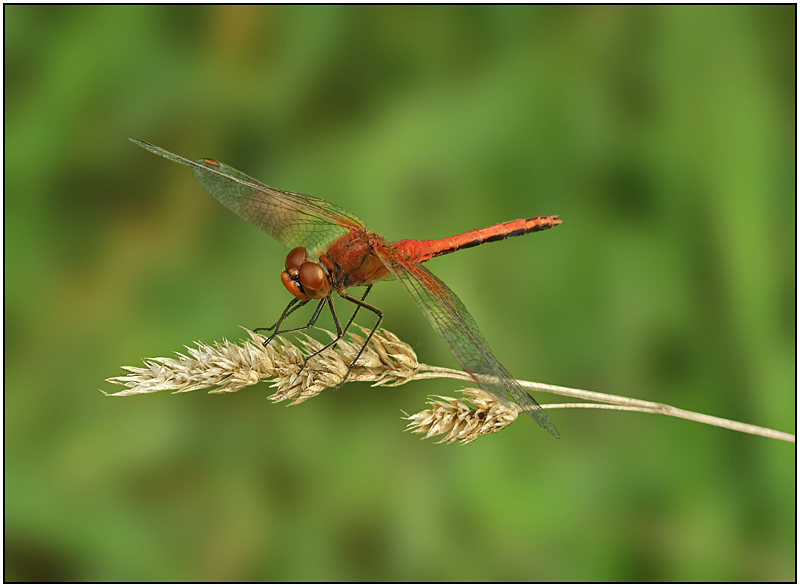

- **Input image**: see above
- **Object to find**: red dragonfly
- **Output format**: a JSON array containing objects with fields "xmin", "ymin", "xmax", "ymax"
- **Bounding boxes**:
[{"xmin": 130, "ymin": 138, "xmax": 562, "ymax": 438}]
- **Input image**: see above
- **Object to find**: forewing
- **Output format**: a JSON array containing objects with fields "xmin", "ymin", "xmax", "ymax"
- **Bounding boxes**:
[
  {"xmin": 373, "ymin": 246, "xmax": 560, "ymax": 438},
  {"xmin": 130, "ymin": 139, "xmax": 365, "ymax": 254}
]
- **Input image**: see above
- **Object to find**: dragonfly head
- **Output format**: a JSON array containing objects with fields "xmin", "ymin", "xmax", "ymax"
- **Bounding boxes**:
[{"xmin": 281, "ymin": 247, "xmax": 332, "ymax": 300}]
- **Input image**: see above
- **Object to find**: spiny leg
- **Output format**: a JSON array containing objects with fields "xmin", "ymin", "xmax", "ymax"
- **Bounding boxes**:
[
  {"xmin": 300, "ymin": 286, "xmax": 372, "ymax": 368},
  {"xmin": 254, "ymin": 297, "xmax": 304, "ymax": 335},
  {"xmin": 333, "ymin": 291, "xmax": 383, "ymax": 387},
  {"xmin": 255, "ymin": 297, "xmax": 329, "ymax": 347},
  {"xmin": 300, "ymin": 295, "xmax": 344, "ymax": 368},
  {"xmin": 341, "ymin": 285, "xmax": 372, "ymax": 335}
]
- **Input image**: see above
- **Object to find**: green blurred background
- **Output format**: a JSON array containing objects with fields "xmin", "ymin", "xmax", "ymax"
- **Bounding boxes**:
[{"xmin": 5, "ymin": 5, "xmax": 795, "ymax": 582}]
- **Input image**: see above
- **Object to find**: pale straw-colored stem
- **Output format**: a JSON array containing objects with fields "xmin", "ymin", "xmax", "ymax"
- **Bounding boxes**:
[
  {"xmin": 104, "ymin": 328, "xmax": 795, "ymax": 445},
  {"xmin": 413, "ymin": 368, "xmax": 795, "ymax": 443},
  {"xmin": 534, "ymin": 403, "xmax": 795, "ymax": 443}
]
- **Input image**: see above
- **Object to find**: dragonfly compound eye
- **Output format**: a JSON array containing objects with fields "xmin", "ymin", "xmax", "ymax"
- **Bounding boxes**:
[
  {"xmin": 298, "ymin": 262, "xmax": 330, "ymax": 299},
  {"xmin": 285, "ymin": 247, "xmax": 308, "ymax": 270}
]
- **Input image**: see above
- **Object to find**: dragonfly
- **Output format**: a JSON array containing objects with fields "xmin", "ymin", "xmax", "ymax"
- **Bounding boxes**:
[{"xmin": 130, "ymin": 138, "xmax": 563, "ymax": 438}]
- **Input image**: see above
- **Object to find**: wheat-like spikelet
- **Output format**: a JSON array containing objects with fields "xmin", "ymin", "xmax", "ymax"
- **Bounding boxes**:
[
  {"xmin": 268, "ymin": 328, "xmax": 421, "ymax": 404},
  {"xmin": 104, "ymin": 327, "xmax": 421, "ymax": 404},
  {"xmin": 404, "ymin": 388, "xmax": 521, "ymax": 444}
]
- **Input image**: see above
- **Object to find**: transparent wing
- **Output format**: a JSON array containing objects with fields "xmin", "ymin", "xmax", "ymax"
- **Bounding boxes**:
[
  {"xmin": 373, "ymin": 245, "xmax": 560, "ymax": 438},
  {"xmin": 130, "ymin": 139, "xmax": 365, "ymax": 254}
]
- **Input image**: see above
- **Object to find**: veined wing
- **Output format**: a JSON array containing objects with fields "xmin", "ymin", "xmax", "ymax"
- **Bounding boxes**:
[
  {"xmin": 129, "ymin": 139, "xmax": 365, "ymax": 255},
  {"xmin": 373, "ymin": 245, "xmax": 560, "ymax": 438}
]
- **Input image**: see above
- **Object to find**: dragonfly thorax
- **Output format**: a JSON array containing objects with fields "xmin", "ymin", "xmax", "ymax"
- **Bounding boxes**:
[{"xmin": 281, "ymin": 247, "xmax": 332, "ymax": 300}]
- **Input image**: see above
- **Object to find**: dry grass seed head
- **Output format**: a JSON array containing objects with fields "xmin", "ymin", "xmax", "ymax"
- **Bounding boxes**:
[{"xmin": 405, "ymin": 388, "xmax": 521, "ymax": 444}]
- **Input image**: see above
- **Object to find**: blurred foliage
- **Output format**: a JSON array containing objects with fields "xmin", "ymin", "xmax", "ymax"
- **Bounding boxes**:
[{"xmin": 4, "ymin": 5, "xmax": 795, "ymax": 582}]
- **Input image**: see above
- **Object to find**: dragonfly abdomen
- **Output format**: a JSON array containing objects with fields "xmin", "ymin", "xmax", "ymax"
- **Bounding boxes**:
[{"xmin": 394, "ymin": 215, "xmax": 561, "ymax": 263}]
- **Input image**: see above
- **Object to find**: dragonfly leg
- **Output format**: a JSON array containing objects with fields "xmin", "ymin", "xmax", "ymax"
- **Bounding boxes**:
[
  {"xmin": 300, "ymin": 286, "xmax": 372, "ymax": 369},
  {"xmin": 332, "ymin": 290, "xmax": 383, "ymax": 388},
  {"xmin": 299, "ymin": 295, "xmax": 344, "ymax": 368},
  {"xmin": 254, "ymin": 297, "xmax": 304, "ymax": 335},
  {"xmin": 341, "ymin": 285, "xmax": 372, "ymax": 335},
  {"xmin": 255, "ymin": 298, "xmax": 329, "ymax": 347}
]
